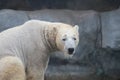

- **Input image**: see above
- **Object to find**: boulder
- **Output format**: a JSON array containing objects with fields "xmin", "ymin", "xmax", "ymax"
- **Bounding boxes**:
[
  {"xmin": 45, "ymin": 65, "xmax": 100, "ymax": 80},
  {"xmin": 85, "ymin": 48, "xmax": 120, "ymax": 80},
  {"xmin": 101, "ymin": 8, "xmax": 120, "ymax": 48},
  {"xmin": 0, "ymin": 9, "xmax": 29, "ymax": 31}
]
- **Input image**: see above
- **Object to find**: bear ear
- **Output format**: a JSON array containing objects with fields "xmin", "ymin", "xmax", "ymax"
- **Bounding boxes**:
[{"xmin": 74, "ymin": 25, "xmax": 79, "ymax": 32}]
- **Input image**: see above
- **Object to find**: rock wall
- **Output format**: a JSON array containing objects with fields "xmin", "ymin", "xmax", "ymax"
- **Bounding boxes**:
[
  {"xmin": 0, "ymin": 9, "xmax": 120, "ymax": 80},
  {"xmin": 101, "ymin": 9, "xmax": 120, "ymax": 48}
]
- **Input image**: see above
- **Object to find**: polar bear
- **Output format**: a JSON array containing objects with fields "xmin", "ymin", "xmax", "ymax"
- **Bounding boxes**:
[{"xmin": 0, "ymin": 20, "xmax": 79, "ymax": 80}]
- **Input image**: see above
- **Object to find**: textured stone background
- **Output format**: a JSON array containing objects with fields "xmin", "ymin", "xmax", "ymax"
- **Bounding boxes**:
[{"xmin": 0, "ymin": 8, "xmax": 120, "ymax": 80}]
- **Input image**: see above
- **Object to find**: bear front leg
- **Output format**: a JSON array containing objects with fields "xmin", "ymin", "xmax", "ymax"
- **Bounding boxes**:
[
  {"xmin": 26, "ymin": 52, "xmax": 49, "ymax": 80},
  {"xmin": 26, "ymin": 65, "xmax": 45, "ymax": 80}
]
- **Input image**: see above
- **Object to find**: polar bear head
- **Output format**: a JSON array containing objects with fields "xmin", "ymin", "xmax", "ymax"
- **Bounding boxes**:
[{"xmin": 55, "ymin": 24, "xmax": 79, "ymax": 58}]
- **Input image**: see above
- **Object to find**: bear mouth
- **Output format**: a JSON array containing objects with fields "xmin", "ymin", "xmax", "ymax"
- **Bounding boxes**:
[{"xmin": 68, "ymin": 52, "xmax": 73, "ymax": 55}]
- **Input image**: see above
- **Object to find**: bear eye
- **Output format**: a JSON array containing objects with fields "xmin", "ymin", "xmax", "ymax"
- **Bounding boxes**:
[
  {"xmin": 73, "ymin": 37, "xmax": 76, "ymax": 40},
  {"xmin": 62, "ymin": 38, "xmax": 66, "ymax": 41}
]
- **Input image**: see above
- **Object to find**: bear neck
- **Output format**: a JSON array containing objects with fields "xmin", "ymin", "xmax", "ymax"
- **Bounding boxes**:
[{"xmin": 43, "ymin": 26, "xmax": 58, "ymax": 52}]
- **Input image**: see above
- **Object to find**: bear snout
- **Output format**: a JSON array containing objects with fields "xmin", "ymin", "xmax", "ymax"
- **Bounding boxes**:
[{"xmin": 68, "ymin": 48, "xmax": 74, "ymax": 55}]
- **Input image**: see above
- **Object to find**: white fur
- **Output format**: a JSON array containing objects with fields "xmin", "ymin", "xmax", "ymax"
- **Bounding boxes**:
[{"xmin": 0, "ymin": 20, "xmax": 79, "ymax": 80}]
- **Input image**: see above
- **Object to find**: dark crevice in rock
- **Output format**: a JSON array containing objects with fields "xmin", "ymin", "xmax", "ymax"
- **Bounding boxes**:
[{"xmin": 0, "ymin": 0, "xmax": 120, "ymax": 11}]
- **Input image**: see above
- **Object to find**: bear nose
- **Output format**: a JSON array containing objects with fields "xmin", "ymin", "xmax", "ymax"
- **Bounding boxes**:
[{"xmin": 68, "ymin": 48, "xmax": 74, "ymax": 54}]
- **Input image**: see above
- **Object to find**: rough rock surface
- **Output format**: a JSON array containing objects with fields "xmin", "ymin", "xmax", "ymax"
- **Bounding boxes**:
[
  {"xmin": 101, "ymin": 9, "xmax": 120, "ymax": 48},
  {"xmin": 0, "ymin": 9, "xmax": 28, "ymax": 31}
]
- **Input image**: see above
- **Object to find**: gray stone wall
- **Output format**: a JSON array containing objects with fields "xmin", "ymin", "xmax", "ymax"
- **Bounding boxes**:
[{"xmin": 0, "ymin": 9, "xmax": 120, "ymax": 80}]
